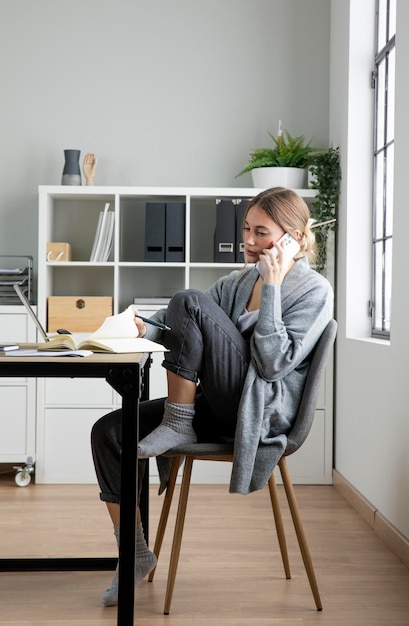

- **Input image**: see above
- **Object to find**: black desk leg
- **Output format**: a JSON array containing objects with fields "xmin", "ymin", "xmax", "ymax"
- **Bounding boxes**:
[
  {"xmin": 140, "ymin": 460, "xmax": 150, "ymax": 544},
  {"xmin": 140, "ymin": 358, "xmax": 151, "ymax": 542},
  {"xmin": 106, "ymin": 362, "xmax": 142, "ymax": 626}
]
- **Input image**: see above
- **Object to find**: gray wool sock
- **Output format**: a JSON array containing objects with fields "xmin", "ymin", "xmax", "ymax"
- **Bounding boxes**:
[
  {"xmin": 101, "ymin": 522, "xmax": 157, "ymax": 607},
  {"xmin": 137, "ymin": 399, "xmax": 197, "ymax": 458}
]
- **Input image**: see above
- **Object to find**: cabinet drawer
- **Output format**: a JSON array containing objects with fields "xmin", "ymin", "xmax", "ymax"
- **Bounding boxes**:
[
  {"xmin": 1, "ymin": 311, "xmax": 33, "ymax": 381},
  {"xmin": 0, "ymin": 308, "xmax": 37, "ymax": 368},
  {"xmin": 1, "ymin": 312, "xmax": 29, "ymax": 340},
  {"xmin": 44, "ymin": 378, "xmax": 114, "ymax": 405},
  {"xmin": 0, "ymin": 386, "xmax": 31, "ymax": 455},
  {"xmin": 36, "ymin": 407, "xmax": 107, "ymax": 484}
]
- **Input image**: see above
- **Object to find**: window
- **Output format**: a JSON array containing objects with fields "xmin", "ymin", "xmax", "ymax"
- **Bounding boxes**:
[{"xmin": 371, "ymin": 0, "xmax": 396, "ymax": 338}]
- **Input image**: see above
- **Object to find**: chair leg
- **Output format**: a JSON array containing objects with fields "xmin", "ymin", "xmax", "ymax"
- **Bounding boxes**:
[
  {"xmin": 148, "ymin": 456, "xmax": 182, "ymax": 582},
  {"xmin": 268, "ymin": 472, "xmax": 291, "ymax": 579},
  {"xmin": 278, "ymin": 457, "xmax": 323, "ymax": 611},
  {"xmin": 164, "ymin": 456, "xmax": 194, "ymax": 615}
]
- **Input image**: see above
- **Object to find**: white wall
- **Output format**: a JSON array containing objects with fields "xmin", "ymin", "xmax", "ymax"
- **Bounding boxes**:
[
  {"xmin": 0, "ymin": 0, "xmax": 329, "ymax": 286},
  {"xmin": 331, "ymin": 0, "xmax": 409, "ymax": 541}
]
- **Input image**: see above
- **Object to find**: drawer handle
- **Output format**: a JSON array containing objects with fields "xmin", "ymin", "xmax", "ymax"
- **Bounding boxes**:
[{"xmin": 76, "ymin": 299, "xmax": 85, "ymax": 309}]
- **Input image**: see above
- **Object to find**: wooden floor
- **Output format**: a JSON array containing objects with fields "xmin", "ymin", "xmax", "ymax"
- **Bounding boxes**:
[{"xmin": 0, "ymin": 469, "xmax": 408, "ymax": 625}]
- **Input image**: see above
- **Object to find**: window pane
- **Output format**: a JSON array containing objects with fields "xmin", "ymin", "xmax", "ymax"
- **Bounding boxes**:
[
  {"xmin": 386, "ymin": 47, "xmax": 395, "ymax": 144},
  {"xmin": 374, "ymin": 152, "xmax": 385, "ymax": 237},
  {"xmin": 377, "ymin": 0, "xmax": 387, "ymax": 51},
  {"xmin": 384, "ymin": 237, "xmax": 392, "ymax": 332},
  {"xmin": 376, "ymin": 59, "xmax": 385, "ymax": 149},
  {"xmin": 388, "ymin": 0, "xmax": 397, "ymax": 39},
  {"xmin": 373, "ymin": 238, "xmax": 392, "ymax": 335},
  {"xmin": 373, "ymin": 241, "xmax": 384, "ymax": 330},
  {"xmin": 377, "ymin": 0, "xmax": 397, "ymax": 50},
  {"xmin": 385, "ymin": 144, "xmax": 394, "ymax": 236}
]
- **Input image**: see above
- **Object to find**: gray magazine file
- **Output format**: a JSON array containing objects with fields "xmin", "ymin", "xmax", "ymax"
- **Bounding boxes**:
[
  {"xmin": 144, "ymin": 202, "xmax": 166, "ymax": 261},
  {"xmin": 165, "ymin": 202, "xmax": 185, "ymax": 262},
  {"xmin": 214, "ymin": 199, "xmax": 236, "ymax": 262},
  {"xmin": 235, "ymin": 199, "xmax": 250, "ymax": 263}
]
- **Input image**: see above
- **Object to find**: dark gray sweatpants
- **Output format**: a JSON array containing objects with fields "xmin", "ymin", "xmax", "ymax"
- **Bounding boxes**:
[{"xmin": 91, "ymin": 289, "xmax": 250, "ymax": 504}]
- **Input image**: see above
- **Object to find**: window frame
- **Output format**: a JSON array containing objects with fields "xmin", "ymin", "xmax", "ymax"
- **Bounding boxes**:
[{"xmin": 371, "ymin": 0, "xmax": 396, "ymax": 339}]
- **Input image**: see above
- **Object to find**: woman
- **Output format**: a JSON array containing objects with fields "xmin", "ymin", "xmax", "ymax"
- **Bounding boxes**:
[{"xmin": 91, "ymin": 186, "xmax": 334, "ymax": 606}]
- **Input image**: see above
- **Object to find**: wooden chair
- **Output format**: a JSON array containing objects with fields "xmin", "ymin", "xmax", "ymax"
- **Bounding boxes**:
[{"xmin": 148, "ymin": 319, "xmax": 337, "ymax": 614}]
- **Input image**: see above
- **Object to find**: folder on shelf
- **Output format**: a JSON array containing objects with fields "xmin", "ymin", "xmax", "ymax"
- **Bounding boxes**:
[
  {"xmin": 90, "ymin": 203, "xmax": 114, "ymax": 262},
  {"xmin": 235, "ymin": 199, "xmax": 250, "ymax": 263},
  {"xmin": 214, "ymin": 199, "xmax": 236, "ymax": 262},
  {"xmin": 144, "ymin": 202, "xmax": 166, "ymax": 261},
  {"xmin": 165, "ymin": 202, "xmax": 185, "ymax": 262},
  {"xmin": 99, "ymin": 211, "xmax": 115, "ymax": 262}
]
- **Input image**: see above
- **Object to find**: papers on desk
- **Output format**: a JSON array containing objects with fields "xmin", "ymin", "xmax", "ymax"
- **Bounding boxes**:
[{"xmin": 6, "ymin": 349, "xmax": 93, "ymax": 357}]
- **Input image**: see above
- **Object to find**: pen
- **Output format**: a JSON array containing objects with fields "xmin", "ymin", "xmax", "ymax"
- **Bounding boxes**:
[{"xmin": 135, "ymin": 314, "xmax": 171, "ymax": 331}]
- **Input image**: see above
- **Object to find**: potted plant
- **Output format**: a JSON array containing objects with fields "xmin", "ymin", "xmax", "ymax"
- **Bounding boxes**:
[
  {"xmin": 236, "ymin": 128, "xmax": 321, "ymax": 189},
  {"xmin": 309, "ymin": 146, "xmax": 341, "ymax": 273}
]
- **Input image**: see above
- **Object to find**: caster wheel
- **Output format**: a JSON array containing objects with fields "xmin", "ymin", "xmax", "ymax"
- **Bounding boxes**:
[{"xmin": 15, "ymin": 470, "xmax": 31, "ymax": 487}]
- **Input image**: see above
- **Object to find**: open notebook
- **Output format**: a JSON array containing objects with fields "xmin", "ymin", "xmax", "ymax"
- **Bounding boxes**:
[{"xmin": 13, "ymin": 284, "xmax": 165, "ymax": 354}]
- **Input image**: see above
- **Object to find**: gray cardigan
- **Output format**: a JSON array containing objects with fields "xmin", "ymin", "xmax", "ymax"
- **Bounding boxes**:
[{"xmin": 146, "ymin": 257, "xmax": 333, "ymax": 495}]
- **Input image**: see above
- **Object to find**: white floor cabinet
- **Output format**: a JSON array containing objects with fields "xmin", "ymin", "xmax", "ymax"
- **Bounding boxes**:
[
  {"xmin": 33, "ymin": 185, "xmax": 333, "ymax": 485},
  {"xmin": 0, "ymin": 306, "xmax": 36, "ymax": 465}
]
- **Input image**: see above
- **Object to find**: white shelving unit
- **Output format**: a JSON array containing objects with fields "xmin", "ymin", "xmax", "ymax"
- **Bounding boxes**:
[{"xmin": 35, "ymin": 185, "xmax": 333, "ymax": 485}]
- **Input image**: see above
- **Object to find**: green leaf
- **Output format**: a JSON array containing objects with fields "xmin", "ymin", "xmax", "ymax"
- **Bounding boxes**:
[{"xmin": 236, "ymin": 129, "xmax": 322, "ymax": 177}]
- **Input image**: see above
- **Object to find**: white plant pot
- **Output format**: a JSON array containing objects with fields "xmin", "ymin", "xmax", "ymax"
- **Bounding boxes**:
[{"xmin": 251, "ymin": 167, "xmax": 307, "ymax": 190}]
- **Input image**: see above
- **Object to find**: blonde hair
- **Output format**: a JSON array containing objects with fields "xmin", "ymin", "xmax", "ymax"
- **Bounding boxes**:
[{"xmin": 245, "ymin": 187, "xmax": 316, "ymax": 262}]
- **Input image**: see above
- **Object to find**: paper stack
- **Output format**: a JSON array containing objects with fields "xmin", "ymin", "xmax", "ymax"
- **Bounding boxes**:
[{"xmin": 0, "ymin": 255, "xmax": 33, "ymax": 304}]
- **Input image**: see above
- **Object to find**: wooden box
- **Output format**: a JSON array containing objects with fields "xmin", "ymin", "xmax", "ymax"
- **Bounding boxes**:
[
  {"xmin": 47, "ymin": 296, "xmax": 113, "ymax": 332},
  {"xmin": 46, "ymin": 242, "xmax": 72, "ymax": 262}
]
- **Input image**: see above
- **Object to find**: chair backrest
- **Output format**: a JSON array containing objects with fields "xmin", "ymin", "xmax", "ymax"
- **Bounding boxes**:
[
  {"xmin": 164, "ymin": 319, "xmax": 337, "ymax": 462},
  {"xmin": 284, "ymin": 319, "xmax": 337, "ymax": 457}
]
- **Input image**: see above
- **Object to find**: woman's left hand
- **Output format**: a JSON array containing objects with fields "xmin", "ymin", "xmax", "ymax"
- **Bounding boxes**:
[{"xmin": 130, "ymin": 305, "xmax": 147, "ymax": 337}]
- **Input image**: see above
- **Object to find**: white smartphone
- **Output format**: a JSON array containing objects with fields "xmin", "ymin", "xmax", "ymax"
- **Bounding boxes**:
[
  {"xmin": 272, "ymin": 232, "xmax": 300, "ymax": 258},
  {"xmin": 255, "ymin": 232, "xmax": 300, "ymax": 275}
]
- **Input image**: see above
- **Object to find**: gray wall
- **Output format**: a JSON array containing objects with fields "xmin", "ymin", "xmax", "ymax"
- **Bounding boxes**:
[
  {"xmin": 2, "ymin": 0, "xmax": 408, "ymax": 552},
  {"xmin": 0, "ymin": 0, "xmax": 330, "ymax": 287}
]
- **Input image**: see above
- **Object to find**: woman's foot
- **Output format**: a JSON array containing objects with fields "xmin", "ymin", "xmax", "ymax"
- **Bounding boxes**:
[
  {"xmin": 138, "ymin": 400, "xmax": 196, "ymax": 458},
  {"xmin": 138, "ymin": 423, "xmax": 197, "ymax": 458},
  {"xmin": 102, "ymin": 521, "xmax": 157, "ymax": 607},
  {"xmin": 101, "ymin": 550, "xmax": 157, "ymax": 607}
]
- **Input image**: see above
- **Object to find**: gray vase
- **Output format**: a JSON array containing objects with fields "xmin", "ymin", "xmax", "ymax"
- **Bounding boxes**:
[{"xmin": 62, "ymin": 149, "xmax": 82, "ymax": 185}]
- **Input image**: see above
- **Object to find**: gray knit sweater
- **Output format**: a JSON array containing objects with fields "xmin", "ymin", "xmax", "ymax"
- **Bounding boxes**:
[{"xmin": 146, "ymin": 257, "xmax": 333, "ymax": 495}]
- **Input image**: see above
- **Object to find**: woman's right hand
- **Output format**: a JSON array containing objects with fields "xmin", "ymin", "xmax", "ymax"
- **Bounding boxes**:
[{"xmin": 259, "ymin": 241, "xmax": 294, "ymax": 285}]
